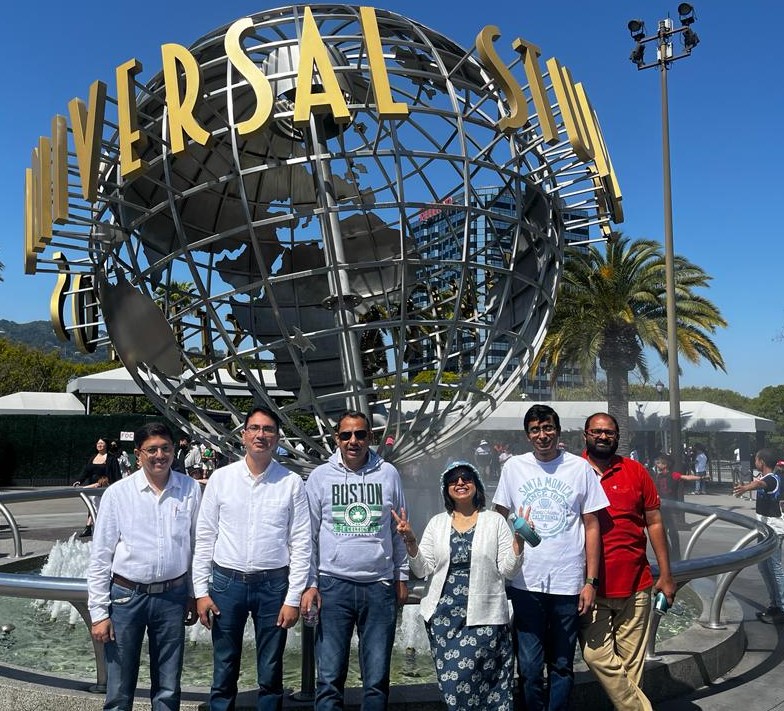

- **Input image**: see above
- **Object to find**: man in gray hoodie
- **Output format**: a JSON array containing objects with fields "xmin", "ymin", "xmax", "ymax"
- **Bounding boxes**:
[{"xmin": 301, "ymin": 411, "xmax": 409, "ymax": 711}]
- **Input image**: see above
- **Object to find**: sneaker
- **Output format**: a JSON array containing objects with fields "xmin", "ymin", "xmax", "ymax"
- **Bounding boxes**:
[{"xmin": 756, "ymin": 607, "xmax": 784, "ymax": 624}]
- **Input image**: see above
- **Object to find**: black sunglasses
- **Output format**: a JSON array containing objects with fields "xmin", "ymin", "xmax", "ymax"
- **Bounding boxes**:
[{"xmin": 337, "ymin": 429, "xmax": 369, "ymax": 442}]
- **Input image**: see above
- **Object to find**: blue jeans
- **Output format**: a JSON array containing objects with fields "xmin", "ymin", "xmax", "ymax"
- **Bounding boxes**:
[
  {"xmin": 315, "ymin": 576, "xmax": 397, "ymax": 711},
  {"xmin": 209, "ymin": 566, "xmax": 289, "ymax": 711},
  {"xmin": 758, "ymin": 533, "xmax": 784, "ymax": 609},
  {"xmin": 693, "ymin": 476, "xmax": 706, "ymax": 494},
  {"xmin": 104, "ymin": 580, "xmax": 187, "ymax": 711},
  {"xmin": 509, "ymin": 588, "xmax": 579, "ymax": 711}
]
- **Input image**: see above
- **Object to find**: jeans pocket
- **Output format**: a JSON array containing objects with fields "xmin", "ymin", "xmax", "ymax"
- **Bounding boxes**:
[
  {"xmin": 210, "ymin": 569, "xmax": 232, "ymax": 594},
  {"xmin": 267, "ymin": 575, "xmax": 288, "ymax": 596},
  {"xmin": 110, "ymin": 584, "xmax": 136, "ymax": 605},
  {"xmin": 319, "ymin": 575, "xmax": 339, "ymax": 594}
]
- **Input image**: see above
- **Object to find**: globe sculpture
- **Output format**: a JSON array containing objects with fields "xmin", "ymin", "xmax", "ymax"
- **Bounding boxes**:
[{"xmin": 40, "ymin": 5, "xmax": 618, "ymax": 468}]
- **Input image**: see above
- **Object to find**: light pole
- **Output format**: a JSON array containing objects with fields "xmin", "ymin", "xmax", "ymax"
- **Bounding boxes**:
[
  {"xmin": 627, "ymin": 4, "xmax": 700, "ymax": 471},
  {"xmin": 655, "ymin": 379, "xmax": 667, "ymax": 453}
]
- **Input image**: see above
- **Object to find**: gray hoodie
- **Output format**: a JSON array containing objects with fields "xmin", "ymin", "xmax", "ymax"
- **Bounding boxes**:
[{"xmin": 306, "ymin": 449, "xmax": 409, "ymax": 585}]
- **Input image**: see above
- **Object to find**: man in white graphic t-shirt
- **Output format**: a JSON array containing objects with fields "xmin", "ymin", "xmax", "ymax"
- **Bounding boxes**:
[{"xmin": 493, "ymin": 404, "xmax": 608, "ymax": 711}]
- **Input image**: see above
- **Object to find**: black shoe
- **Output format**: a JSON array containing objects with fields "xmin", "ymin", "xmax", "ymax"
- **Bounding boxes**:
[
  {"xmin": 78, "ymin": 525, "xmax": 93, "ymax": 538},
  {"xmin": 756, "ymin": 607, "xmax": 784, "ymax": 624}
]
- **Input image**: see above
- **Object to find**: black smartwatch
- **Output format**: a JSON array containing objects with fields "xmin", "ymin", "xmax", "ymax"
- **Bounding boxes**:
[{"xmin": 585, "ymin": 576, "xmax": 599, "ymax": 588}]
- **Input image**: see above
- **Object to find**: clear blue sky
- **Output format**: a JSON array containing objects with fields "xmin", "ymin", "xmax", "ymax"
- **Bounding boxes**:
[{"xmin": 1, "ymin": 1, "xmax": 780, "ymax": 397}]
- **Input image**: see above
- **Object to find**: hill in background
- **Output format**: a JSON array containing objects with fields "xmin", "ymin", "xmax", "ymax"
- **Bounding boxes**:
[{"xmin": 0, "ymin": 319, "xmax": 109, "ymax": 363}]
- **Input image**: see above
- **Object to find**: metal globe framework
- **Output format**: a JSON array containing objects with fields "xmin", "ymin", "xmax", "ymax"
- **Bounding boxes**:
[{"xmin": 36, "ymin": 5, "xmax": 619, "ymax": 468}]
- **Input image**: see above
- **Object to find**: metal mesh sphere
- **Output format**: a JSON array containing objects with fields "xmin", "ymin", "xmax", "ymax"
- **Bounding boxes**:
[{"xmin": 82, "ymin": 4, "xmax": 599, "ymax": 467}]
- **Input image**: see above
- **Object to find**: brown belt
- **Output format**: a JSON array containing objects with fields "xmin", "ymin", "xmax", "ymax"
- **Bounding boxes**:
[{"xmin": 111, "ymin": 572, "xmax": 187, "ymax": 595}]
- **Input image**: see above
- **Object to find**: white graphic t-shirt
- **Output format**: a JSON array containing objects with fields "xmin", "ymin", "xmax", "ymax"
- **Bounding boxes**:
[{"xmin": 493, "ymin": 451, "xmax": 608, "ymax": 595}]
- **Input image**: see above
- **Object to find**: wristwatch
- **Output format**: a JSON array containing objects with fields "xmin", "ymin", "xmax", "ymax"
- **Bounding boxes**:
[{"xmin": 585, "ymin": 576, "xmax": 599, "ymax": 588}]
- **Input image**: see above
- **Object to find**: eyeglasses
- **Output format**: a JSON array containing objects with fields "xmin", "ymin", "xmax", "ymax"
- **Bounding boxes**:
[
  {"xmin": 446, "ymin": 474, "xmax": 474, "ymax": 486},
  {"xmin": 586, "ymin": 428, "xmax": 619, "ymax": 438},
  {"xmin": 245, "ymin": 424, "xmax": 278, "ymax": 435},
  {"xmin": 140, "ymin": 445, "xmax": 174, "ymax": 456},
  {"xmin": 337, "ymin": 430, "xmax": 368, "ymax": 442},
  {"xmin": 527, "ymin": 424, "xmax": 557, "ymax": 436}
]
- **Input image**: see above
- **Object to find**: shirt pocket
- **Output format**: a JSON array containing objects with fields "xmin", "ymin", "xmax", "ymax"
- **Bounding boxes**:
[{"xmin": 607, "ymin": 486, "xmax": 642, "ymax": 514}]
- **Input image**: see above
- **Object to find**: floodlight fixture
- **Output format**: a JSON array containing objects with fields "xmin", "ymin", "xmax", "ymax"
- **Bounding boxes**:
[
  {"xmin": 683, "ymin": 27, "xmax": 700, "ymax": 50},
  {"xmin": 628, "ymin": 19, "xmax": 646, "ymax": 41},
  {"xmin": 678, "ymin": 3, "xmax": 696, "ymax": 25},
  {"xmin": 630, "ymin": 43, "xmax": 646, "ymax": 67}
]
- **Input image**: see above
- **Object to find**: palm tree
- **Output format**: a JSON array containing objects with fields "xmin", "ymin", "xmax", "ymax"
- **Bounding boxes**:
[
  {"xmin": 531, "ymin": 234, "xmax": 726, "ymax": 453},
  {"xmin": 153, "ymin": 280, "xmax": 196, "ymax": 347}
]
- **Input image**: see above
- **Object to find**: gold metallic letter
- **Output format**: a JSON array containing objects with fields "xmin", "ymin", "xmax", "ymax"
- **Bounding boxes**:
[
  {"xmin": 68, "ymin": 80, "xmax": 107, "ymax": 203},
  {"xmin": 117, "ymin": 58, "xmax": 148, "ymax": 179},
  {"xmin": 72, "ymin": 273, "xmax": 98, "ymax": 354},
  {"xmin": 359, "ymin": 6, "xmax": 408, "ymax": 119},
  {"xmin": 293, "ymin": 7, "xmax": 351, "ymax": 126},
  {"xmin": 52, "ymin": 115, "xmax": 69, "ymax": 224},
  {"xmin": 225, "ymin": 18, "xmax": 274, "ymax": 135},
  {"xmin": 512, "ymin": 38, "xmax": 558, "ymax": 144},
  {"xmin": 575, "ymin": 84, "xmax": 623, "ymax": 223},
  {"xmin": 162, "ymin": 43, "xmax": 211, "ymax": 155},
  {"xmin": 24, "ymin": 167, "xmax": 37, "ymax": 275},
  {"xmin": 546, "ymin": 58, "xmax": 593, "ymax": 162},
  {"xmin": 50, "ymin": 252, "xmax": 71, "ymax": 341},
  {"xmin": 37, "ymin": 137, "xmax": 52, "ymax": 244},
  {"xmin": 476, "ymin": 25, "xmax": 527, "ymax": 134}
]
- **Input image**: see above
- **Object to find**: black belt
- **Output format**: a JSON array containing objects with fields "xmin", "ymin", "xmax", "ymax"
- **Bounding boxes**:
[
  {"xmin": 212, "ymin": 563, "xmax": 289, "ymax": 583},
  {"xmin": 111, "ymin": 572, "xmax": 188, "ymax": 594}
]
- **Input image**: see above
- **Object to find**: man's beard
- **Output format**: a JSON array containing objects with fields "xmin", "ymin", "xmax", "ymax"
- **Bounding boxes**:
[{"xmin": 587, "ymin": 439, "xmax": 619, "ymax": 459}]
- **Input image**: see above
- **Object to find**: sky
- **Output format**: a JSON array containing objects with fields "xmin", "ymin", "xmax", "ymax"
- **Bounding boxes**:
[{"xmin": 0, "ymin": 0, "xmax": 781, "ymax": 398}]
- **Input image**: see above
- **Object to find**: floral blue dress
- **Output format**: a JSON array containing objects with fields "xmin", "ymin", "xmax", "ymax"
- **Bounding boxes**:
[{"xmin": 425, "ymin": 525, "xmax": 514, "ymax": 710}]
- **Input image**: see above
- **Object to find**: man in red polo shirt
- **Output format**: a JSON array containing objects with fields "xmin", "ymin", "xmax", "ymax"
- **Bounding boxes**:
[{"xmin": 578, "ymin": 412, "xmax": 676, "ymax": 711}]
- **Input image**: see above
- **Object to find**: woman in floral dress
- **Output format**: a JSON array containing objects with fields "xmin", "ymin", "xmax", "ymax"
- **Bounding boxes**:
[{"xmin": 393, "ymin": 461, "xmax": 528, "ymax": 710}]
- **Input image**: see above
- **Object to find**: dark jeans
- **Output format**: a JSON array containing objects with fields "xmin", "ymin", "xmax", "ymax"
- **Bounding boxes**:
[
  {"xmin": 104, "ymin": 580, "xmax": 187, "ymax": 711},
  {"xmin": 509, "ymin": 588, "xmax": 580, "ymax": 711},
  {"xmin": 315, "ymin": 575, "xmax": 397, "ymax": 711},
  {"xmin": 209, "ymin": 566, "xmax": 289, "ymax": 711}
]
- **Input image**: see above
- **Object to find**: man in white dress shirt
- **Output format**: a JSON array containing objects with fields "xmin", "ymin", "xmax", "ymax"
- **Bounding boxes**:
[
  {"xmin": 192, "ymin": 406, "xmax": 311, "ymax": 711},
  {"xmin": 87, "ymin": 422, "xmax": 202, "ymax": 711}
]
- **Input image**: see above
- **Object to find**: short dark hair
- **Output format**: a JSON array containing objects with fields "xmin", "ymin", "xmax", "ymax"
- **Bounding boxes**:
[
  {"xmin": 244, "ymin": 406, "xmax": 281, "ymax": 430},
  {"xmin": 336, "ymin": 410, "xmax": 371, "ymax": 431},
  {"xmin": 756, "ymin": 448, "xmax": 777, "ymax": 470},
  {"xmin": 655, "ymin": 452, "xmax": 673, "ymax": 469},
  {"xmin": 440, "ymin": 462, "xmax": 486, "ymax": 513},
  {"xmin": 134, "ymin": 422, "xmax": 174, "ymax": 449},
  {"xmin": 524, "ymin": 404, "xmax": 560, "ymax": 432},
  {"xmin": 584, "ymin": 412, "xmax": 620, "ymax": 434}
]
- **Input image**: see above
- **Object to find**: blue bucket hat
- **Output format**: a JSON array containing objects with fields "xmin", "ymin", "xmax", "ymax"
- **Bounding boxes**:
[{"xmin": 440, "ymin": 460, "xmax": 484, "ymax": 489}]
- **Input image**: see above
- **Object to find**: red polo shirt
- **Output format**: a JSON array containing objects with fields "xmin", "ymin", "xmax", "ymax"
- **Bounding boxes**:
[{"xmin": 583, "ymin": 452, "xmax": 660, "ymax": 598}]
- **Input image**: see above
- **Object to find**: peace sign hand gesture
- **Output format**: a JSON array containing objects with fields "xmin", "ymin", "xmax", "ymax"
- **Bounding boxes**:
[{"xmin": 391, "ymin": 508, "xmax": 416, "ymax": 546}]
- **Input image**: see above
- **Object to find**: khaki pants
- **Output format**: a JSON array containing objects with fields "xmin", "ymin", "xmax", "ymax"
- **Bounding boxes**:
[{"xmin": 579, "ymin": 588, "xmax": 653, "ymax": 711}]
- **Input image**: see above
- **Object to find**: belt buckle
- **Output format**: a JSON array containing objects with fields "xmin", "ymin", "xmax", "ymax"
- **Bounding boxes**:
[{"xmin": 148, "ymin": 582, "xmax": 166, "ymax": 594}]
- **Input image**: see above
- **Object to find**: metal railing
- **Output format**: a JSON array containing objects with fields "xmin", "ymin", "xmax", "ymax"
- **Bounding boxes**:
[{"xmin": 0, "ymin": 491, "xmax": 776, "ymax": 694}]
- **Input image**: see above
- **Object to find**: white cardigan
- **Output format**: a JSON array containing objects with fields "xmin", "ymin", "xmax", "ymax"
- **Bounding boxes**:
[{"xmin": 409, "ymin": 510, "xmax": 523, "ymax": 626}]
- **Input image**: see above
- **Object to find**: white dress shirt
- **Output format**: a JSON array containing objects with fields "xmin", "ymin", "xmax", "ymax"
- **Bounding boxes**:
[
  {"xmin": 87, "ymin": 468, "xmax": 202, "ymax": 622},
  {"xmin": 192, "ymin": 457, "xmax": 311, "ymax": 608}
]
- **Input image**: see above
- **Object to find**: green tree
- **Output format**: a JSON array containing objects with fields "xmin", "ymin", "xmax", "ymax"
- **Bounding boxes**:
[
  {"xmin": 532, "ymin": 235, "xmax": 727, "ymax": 454},
  {"xmin": 752, "ymin": 385, "xmax": 784, "ymax": 451}
]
